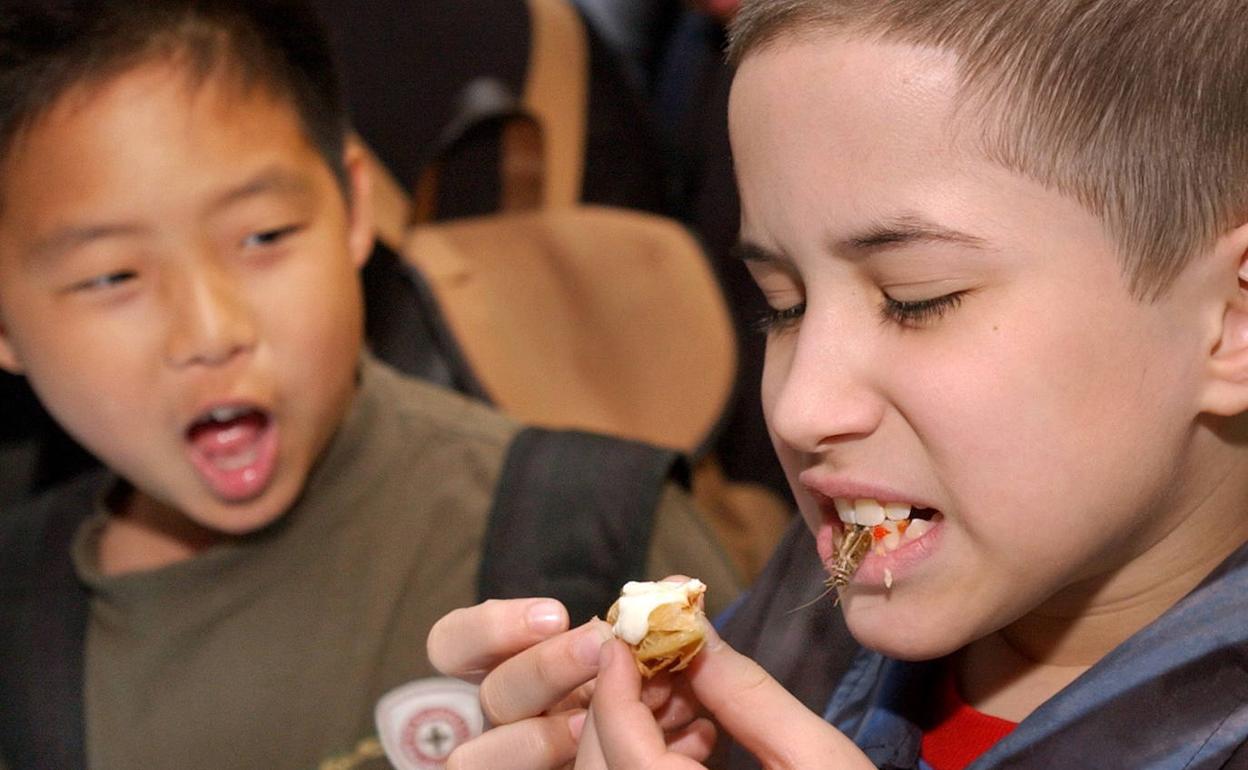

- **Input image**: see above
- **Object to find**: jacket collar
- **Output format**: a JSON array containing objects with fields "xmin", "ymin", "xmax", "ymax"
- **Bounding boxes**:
[{"xmin": 825, "ymin": 542, "xmax": 1248, "ymax": 770}]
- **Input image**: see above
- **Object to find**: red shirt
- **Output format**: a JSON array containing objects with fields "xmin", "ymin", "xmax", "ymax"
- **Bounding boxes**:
[{"xmin": 920, "ymin": 669, "xmax": 1018, "ymax": 770}]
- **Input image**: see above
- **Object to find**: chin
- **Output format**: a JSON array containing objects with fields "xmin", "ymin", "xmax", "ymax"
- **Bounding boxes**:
[
  {"xmin": 188, "ymin": 506, "xmax": 284, "ymax": 537},
  {"xmin": 185, "ymin": 483, "xmax": 298, "ymax": 537},
  {"xmin": 842, "ymin": 597, "xmax": 972, "ymax": 661}
]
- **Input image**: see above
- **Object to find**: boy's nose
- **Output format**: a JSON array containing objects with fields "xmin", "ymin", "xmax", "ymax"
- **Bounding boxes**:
[
  {"xmin": 765, "ymin": 325, "xmax": 886, "ymax": 455},
  {"xmin": 162, "ymin": 265, "xmax": 257, "ymax": 369}
]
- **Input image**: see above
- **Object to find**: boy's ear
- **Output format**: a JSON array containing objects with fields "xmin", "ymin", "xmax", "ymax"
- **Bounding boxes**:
[
  {"xmin": 1202, "ymin": 221, "xmax": 1248, "ymax": 416},
  {"xmin": 342, "ymin": 136, "xmax": 376, "ymax": 270}
]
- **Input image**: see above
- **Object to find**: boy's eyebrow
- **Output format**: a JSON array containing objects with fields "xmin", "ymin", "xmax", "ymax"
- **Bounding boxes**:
[
  {"xmin": 27, "ymin": 223, "xmax": 150, "ymax": 265},
  {"xmin": 837, "ymin": 217, "xmax": 989, "ymax": 256},
  {"xmin": 730, "ymin": 241, "xmax": 785, "ymax": 263},
  {"xmin": 209, "ymin": 166, "xmax": 316, "ymax": 212},
  {"xmin": 731, "ymin": 218, "xmax": 989, "ymax": 267}
]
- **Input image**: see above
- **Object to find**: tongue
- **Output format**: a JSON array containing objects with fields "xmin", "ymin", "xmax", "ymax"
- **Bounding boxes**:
[
  {"xmin": 188, "ymin": 412, "xmax": 267, "ymax": 458},
  {"xmin": 186, "ymin": 410, "xmax": 278, "ymax": 502}
]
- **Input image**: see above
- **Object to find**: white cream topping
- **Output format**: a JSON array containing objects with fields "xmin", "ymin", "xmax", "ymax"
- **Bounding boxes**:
[{"xmin": 612, "ymin": 579, "xmax": 705, "ymax": 645}]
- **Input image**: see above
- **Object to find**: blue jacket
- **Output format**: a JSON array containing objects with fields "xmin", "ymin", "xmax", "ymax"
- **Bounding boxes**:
[{"xmin": 718, "ymin": 522, "xmax": 1248, "ymax": 770}]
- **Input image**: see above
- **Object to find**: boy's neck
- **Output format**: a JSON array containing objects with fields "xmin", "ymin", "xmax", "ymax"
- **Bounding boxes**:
[
  {"xmin": 98, "ymin": 490, "xmax": 228, "ymax": 576},
  {"xmin": 960, "ymin": 456, "xmax": 1248, "ymax": 722},
  {"xmin": 957, "ymin": 569, "xmax": 1205, "ymax": 722}
]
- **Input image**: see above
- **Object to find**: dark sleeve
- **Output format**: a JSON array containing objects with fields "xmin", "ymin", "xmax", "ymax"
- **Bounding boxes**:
[{"xmin": 0, "ymin": 471, "xmax": 105, "ymax": 770}]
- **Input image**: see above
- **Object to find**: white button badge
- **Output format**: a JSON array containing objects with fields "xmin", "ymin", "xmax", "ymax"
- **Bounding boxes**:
[{"xmin": 375, "ymin": 678, "xmax": 484, "ymax": 769}]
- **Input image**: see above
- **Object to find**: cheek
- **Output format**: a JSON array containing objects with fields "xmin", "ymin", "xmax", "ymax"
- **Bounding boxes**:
[
  {"xmin": 22, "ymin": 341, "xmax": 160, "ymax": 474},
  {"xmin": 256, "ymin": 254, "xmax": 363, "ymax": 410},
  {"xmin": 913, "ymin": 307, "xmax": 1195, "ymax": 535},
  {"xmin": 11, "ymin": 301, "xmax": 152, "ymax": 417},
  {"xmin": 257, "ymin": 248, "xmax": 362, "ymax": 346}
]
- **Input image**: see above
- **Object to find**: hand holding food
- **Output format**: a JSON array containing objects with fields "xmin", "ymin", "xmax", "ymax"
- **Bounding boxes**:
[
  {"xmin": 428, "ymin": 591, "xmax": 707, "ymax": 770},
  {"xmin": 606, "ymin": 579, "xmax": 708, "ymax": 677},
  {"xmin": 577, "ymin": 620, "xmax": 876, "ymax": 770}
]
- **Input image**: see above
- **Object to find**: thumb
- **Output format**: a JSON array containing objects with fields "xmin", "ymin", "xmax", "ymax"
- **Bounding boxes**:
[{"xmin": 687, "ymin": 623, "xmax": 872, "ymax": 769}]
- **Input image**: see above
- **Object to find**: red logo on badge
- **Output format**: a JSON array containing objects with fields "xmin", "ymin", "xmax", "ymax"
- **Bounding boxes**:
[{"xmin": 400, "ymin": 707, "xmax": 472, "ymax": 767}]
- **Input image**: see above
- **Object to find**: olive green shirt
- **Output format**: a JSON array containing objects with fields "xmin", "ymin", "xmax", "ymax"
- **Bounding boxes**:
[{"xmin": 64, "ymin": 359, "xmax": 741, "ymax": 770}]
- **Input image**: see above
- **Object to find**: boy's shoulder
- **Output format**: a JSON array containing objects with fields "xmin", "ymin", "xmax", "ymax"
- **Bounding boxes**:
[
  {"xmin": 360, "ymin": 357, "xmax": 746, "ymax": 621},
  {"xmin": 362, "ymin": 355, "xmax": 521, "ymax": 454}
]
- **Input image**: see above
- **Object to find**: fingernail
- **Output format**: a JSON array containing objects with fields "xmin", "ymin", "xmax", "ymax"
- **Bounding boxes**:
[
  {"xmin": 567, "ymin": 710, "xmax": 587, "ymax": 740},
  {"xmin": 525, "ymin": 600, "xmax": 567, "ymax": 634}
]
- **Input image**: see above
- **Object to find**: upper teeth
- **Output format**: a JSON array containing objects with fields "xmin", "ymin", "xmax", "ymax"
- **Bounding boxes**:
[
  {"xmin": 834, "ymin": 497, "xmax": 913, "ymax": 526},
  {"xmin": 209, "ymin": 406, "xmax": 248, "ymax": 423}
]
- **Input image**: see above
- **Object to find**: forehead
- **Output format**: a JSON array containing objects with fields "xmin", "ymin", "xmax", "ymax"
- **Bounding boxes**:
[
  {"xmin": 729, "ymin": 36, "xmax": 965, "ymax": 197},
  {"xmin": 17, "ymin": 59, "xmax": 303, "ymax": 166},
  {"xmin": 0, "ymin": 62, "xmax": 327, "ymax": 240},
  {"xmin": 726, "ymin": 34, "xmax": 1116, "ymax": 272}
]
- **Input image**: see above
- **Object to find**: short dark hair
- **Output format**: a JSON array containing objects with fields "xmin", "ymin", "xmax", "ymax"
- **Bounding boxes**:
[
  {"xmin": 728, "ymin": 0, "xmax": 1248, "ymax": 300},
  {"xmin": 0, "ymin": 0, "xmax": 348, "ymax": 194}
]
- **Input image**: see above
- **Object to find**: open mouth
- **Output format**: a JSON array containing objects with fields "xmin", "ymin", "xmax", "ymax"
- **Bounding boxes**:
[
  {"xmin": 185, "ymin": 404, "xmax": 278, "ymax": 501},
  {"xmin": 832, "ymin": 497, "xmax": 939, "ymax": 554},
  {"xmin": 823, "ymin": 497, "xmax": 944, "ymax": 591}
]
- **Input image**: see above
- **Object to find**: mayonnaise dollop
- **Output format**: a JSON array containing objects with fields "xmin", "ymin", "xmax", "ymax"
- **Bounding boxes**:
[{"xmin": 611, "ymin": 579, "xmax": 706, "ymax": 645}]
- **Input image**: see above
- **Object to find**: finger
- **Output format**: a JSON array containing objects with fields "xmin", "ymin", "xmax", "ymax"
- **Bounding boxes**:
[
  {"xmin": 686, "ymin": 623, "xmax": 867, "ymax": 767},
  {"xmin": 652, "ymin": 687, "xmax": 699, "ymax": 731},
  {"xmin": 479, "ymin": 619, "xmax": 614, "ymax": 725},
  {"xmin": 588, "ymin": 640, "xmax": 704, "ymax": 769},
  {"xmin": 445, "ymin": 710, "xmax": 586, "ymax": 770},
  {"xmin": 549, "ymin": 679, "xmax": 596, "ymax": 714},
  {"xmin": 572, "ymin": 702, "xmax": 606, "ymax": 770},
  {"xmin": 428, "ymin": 598, "xmax": 569, "ymax": 682},
  {"xmin": 639, "ymin": 672, "xmax": 673, "ymax": 711},
  {"xmin": 664, "ymin": 718, "xmax": 718, "ymax": 763}
]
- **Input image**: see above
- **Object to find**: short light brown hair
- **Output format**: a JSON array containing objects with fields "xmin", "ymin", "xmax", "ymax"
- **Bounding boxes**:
[{"xmin": 728, "ymin": 0, "xmax": 1248, "ymax": 299}]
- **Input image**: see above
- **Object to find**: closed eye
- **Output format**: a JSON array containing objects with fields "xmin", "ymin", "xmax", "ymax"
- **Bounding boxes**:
[
  {"xmin": 879, "ymin": 291, "xmax": 968, "ymax": 327},
  {"xmin": 755, "ymin": 301, "xmax": 806, "ymax": 335}
]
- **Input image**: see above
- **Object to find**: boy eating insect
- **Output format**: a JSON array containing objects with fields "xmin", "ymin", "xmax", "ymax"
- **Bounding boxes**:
[{"xmin": 427, "ymin": 1, "xmax": 1248, "ymax": 767}]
